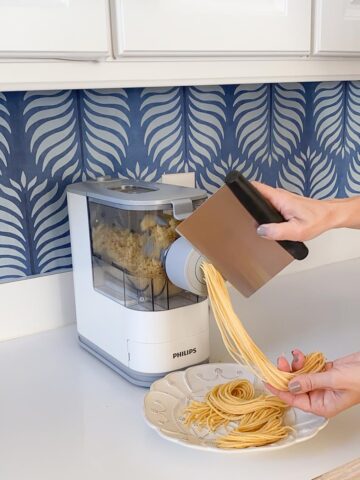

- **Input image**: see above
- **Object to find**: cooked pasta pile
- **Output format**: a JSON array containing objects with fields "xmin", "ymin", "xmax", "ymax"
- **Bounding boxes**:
[
  {"xmin": 184, "ymin": 379, "xmax": 291, "ymax": 449},
  {"xmin": 202, "ymin": 263, "xmax": 326, "ymax": 391}
]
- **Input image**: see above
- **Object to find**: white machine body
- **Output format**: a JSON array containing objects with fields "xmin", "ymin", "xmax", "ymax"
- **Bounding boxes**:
[{"xmin": 67, "ymin": 179, "xmax": 209, "ymax": 386}]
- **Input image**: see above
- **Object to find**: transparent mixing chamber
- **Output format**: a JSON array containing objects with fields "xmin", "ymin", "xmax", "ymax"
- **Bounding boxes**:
[{"xmin": 89, "ymin": 200, "xmax": 203, "ymax": 311}]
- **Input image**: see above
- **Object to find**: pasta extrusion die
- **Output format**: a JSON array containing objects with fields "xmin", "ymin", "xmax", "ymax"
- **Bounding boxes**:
[
  {"xmin": 177, "ymin": 171, "xmax": 309, "ymax": 297},
  {"xmin": 67, "ymin": 178, "xmax": 210, "ymax": 387}
]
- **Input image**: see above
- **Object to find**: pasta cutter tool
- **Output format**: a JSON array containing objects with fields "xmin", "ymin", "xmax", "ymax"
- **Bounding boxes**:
[{"xmin": 177, "ymin": 171, "xmax": 308, "ymax": 297}]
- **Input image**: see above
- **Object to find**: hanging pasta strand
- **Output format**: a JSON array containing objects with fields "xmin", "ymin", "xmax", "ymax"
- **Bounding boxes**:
[
  {"xmin": 183, "ymin": 264, "xmax": 326, "ymax": 449},
  {"xmin": 202, "ymin": 263, "xmax": 326, "ymax": 391}
]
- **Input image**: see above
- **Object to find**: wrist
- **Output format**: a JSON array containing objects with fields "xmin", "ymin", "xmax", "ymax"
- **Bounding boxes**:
[{"xmin": 325, "ymin": 197, "xmax": 360, "ymax": 229}]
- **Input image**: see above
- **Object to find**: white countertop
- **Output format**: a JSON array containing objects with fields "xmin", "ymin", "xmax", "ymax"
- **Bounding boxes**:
[{"xmin": 1, "ymin": 259, "xmax": 360, "ymax": 480}]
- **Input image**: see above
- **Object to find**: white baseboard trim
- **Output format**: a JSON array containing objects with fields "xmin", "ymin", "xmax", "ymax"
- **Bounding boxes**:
[
  {"xmin": 1, "ymin": 228, "xmax": 359, "ymax": 342},
  {"xmin": 0, "ymin": 271, "xmax": 76, "ymax": 342}
]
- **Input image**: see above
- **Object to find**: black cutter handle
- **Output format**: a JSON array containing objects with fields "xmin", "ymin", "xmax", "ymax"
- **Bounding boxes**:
[{"xmin": 225, "ymin": 171, "xmax": 308, "ymax": 261}]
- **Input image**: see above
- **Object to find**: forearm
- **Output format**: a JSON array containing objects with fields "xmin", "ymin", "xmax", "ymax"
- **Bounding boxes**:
[{"xmin": 326, "ymin": 196, "xmax": 360, "ymax": 230}]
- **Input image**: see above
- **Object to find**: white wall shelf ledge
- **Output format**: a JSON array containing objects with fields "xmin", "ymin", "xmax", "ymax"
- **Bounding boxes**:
[{"xmin": 2, "ymin": 58, "xmax": 360, "ymax": 92}]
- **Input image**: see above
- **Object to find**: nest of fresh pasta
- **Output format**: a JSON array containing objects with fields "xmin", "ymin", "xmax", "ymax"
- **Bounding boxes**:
[{"xmin": 182, "ymin": 264, "xmax": 326, "ymax": 449}]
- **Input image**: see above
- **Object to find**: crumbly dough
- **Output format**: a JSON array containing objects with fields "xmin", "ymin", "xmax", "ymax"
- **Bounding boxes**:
[
  {"xmin": 140, "ymin": 213, "xmax": 157, "ymax": 231},
  {"xmin": 92, "ymin": 214, "xmax": 180, "ymax": 296}
]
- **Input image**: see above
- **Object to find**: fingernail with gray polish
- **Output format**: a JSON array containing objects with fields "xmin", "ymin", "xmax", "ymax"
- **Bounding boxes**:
[
  {"xmin": 288, "ymin": 382, "xmax": 301, "ymax": 393},
  {"xmin": 257, "ymin": 225, "xmax": 267, "ymax": 237},
  {"xmin": 293, "ymin": 354, "xmax": 299, "ymax": 363}
]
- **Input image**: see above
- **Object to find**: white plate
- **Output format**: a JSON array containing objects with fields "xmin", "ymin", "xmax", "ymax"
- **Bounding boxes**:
[{"xmin": 143, "ymin": 363, "xmax": 329, "ymax": 453}]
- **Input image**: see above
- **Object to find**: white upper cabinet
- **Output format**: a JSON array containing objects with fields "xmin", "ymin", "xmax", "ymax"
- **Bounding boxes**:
[
  {"xmin": 111, "ymin": 0, "xmax": 311, "ymax": 57},
  {"xmin": 314, "ymin": 0, "xmax": 360, "ymax": 56},
  {"xmin": 0, "ymin": 0, "xmax": 109, "ymax": 60}
]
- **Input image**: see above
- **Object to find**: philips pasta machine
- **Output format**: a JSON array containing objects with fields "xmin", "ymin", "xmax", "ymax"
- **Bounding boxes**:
[{"xmin": 67, "ymin": 178, "xmax": 209, "ymax": 387}]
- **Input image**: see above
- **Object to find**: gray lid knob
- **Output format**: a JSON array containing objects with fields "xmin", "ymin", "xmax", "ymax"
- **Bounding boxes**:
[{"xmin": 96, "ymin": 175, "xmax": 112, "ymax": 182}]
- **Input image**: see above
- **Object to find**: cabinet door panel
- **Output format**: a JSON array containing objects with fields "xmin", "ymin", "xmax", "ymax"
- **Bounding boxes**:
[
  {"xmin": 314, "ymin": 0, "xmax": 360, "ymax": 56},
  {"xmin": 0, "ymin": 0, "xmax": 109, "ymax": 59},
  {"xmin": 112, "ymin": 0, "xmax": 311, "ymax": 57}
]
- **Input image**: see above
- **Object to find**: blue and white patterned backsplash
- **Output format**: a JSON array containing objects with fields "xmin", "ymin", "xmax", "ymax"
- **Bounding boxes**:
[{"xmin": 1, "ymin": 82, "xmax": 360, "ymax": 282}]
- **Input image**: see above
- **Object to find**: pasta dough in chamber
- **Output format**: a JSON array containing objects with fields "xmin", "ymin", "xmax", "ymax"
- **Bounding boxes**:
[{"xmin": 91, "ymin": 214, "xmax": 180, "ymax": 295}]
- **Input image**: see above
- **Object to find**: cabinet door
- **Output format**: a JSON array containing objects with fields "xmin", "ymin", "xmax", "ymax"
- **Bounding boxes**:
[
  {"xmin": 314, "ymin": 0, "xmax": 360, "ymax": 56},
  {"xmin": 0, "ymin": 0, "xmax": 109, "ymax": 60},
  {"xmin": 112, "ymin": 0, "xmax": 311, "ymax": 57}
]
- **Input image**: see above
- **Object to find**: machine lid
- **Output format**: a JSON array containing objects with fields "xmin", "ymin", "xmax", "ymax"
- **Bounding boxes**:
[{"xmin": 66, "ymin": 178, "xmax": 207, "ymax": 214}]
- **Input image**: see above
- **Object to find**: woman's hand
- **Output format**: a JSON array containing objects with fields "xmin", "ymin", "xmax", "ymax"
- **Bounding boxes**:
[
  {"xmin": 266, "ymin": 350, "xmax": 360, "ymax": 418},
  {"xmin": 252, "ymin": 182, "xmax": 349, "ymax": 242}
]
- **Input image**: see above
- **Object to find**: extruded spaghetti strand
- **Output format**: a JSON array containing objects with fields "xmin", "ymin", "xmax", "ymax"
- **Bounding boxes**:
[
  {"xmin": 183, "ymin": 264, "xmax": 325, "ymax": 449},
  {"xmin": 202, "ymin": 263, "xmax": 326, "ymax": 391}
]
